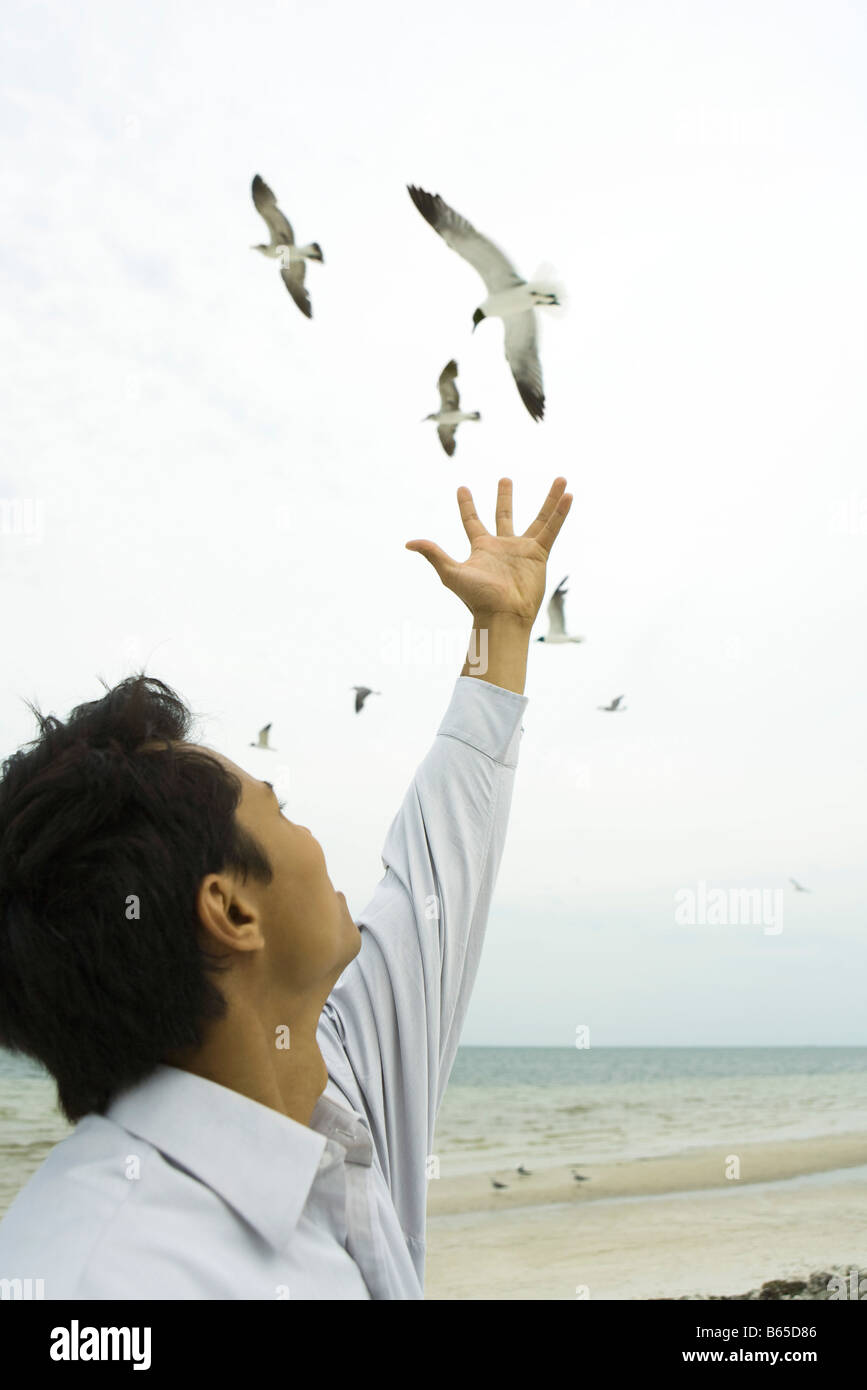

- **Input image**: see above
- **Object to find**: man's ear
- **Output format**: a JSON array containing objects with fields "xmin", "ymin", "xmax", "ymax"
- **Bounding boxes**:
[{"xmin": 195, "ymin": 873, "xmax": 265, "ymax": 952}]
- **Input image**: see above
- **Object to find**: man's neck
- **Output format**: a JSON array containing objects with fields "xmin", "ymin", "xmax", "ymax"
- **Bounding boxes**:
[{"xmin": 166, "ymin": 997, "xmax": 329, "ymax": 1127}]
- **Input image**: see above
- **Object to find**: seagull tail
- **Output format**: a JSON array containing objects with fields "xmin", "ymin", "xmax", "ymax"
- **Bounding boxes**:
[
  {"xmin": 303, "ymin": 242, "xmax": 324, "ymax": 263},
  {"xmin": 530, "ymin": 261, "xmax": 568, "ymax": 316}
]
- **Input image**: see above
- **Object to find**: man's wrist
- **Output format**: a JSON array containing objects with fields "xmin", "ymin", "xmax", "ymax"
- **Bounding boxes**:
[
  {"xmin": 470, "ymin": 610, "xmax": 535, "ymax": 634},
  {"xmin": 461, "ymin": 612, "xmax": 534, "ymax": 694}
]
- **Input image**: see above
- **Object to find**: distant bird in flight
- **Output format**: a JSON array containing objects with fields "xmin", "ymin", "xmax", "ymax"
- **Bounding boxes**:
[
  {"xmin": 536, "ymin": 577, "xmax": 584, "ymax": 644},
  {"xmin": 251, "ymin": 174, "xmax": 323, "ymax": 319},
  {"xmin": 407, "ymin": 185, "xmax": 562, "ymax": 421},
  {"xmin": 423, "ymin": 360, "xmax": 481, "ymax": 456},
  {"xmin": 249, "ymin": 723, "xmax": 276, "ymax": 750},
  {"xmin": 598, "ymin": 695, "xmax": 626, "ymax": 712},
  {"xmin": 790, "ymin": 878, "xmax": 811, "ymax": 893},
  {"xmin": 491, "ymin": 1178, "xmax": 508, "ymax": 1190},
  {"xmin": 352, "ymin": 686, "xmax": 380, "ymax": 714}
]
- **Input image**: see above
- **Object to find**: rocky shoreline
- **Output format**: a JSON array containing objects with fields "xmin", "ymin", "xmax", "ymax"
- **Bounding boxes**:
[{"xmin": 657, "ymin": 1267, "xmax": 863, "ymax": 1301}]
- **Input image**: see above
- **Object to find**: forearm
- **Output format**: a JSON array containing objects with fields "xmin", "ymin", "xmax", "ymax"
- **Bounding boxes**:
[{"xmin": 460, "ymin": 612, "xmax": 533, "ymax": 695}]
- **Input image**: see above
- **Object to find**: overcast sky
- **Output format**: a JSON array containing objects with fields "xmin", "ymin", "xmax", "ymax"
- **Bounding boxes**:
[{"xmin": 2, "ymin": 0, "xmax": 865, "ymax": 1045}]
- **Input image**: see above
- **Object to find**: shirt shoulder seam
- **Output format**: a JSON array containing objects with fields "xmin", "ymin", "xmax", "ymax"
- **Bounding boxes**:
[{"xmin": 59, "ymin": 1144, "xmax": 145, "ymax": 1295}]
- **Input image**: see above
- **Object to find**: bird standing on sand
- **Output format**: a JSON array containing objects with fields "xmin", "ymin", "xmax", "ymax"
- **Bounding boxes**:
[
  {"xmin": 407, "ymin": 185, "xmax": 562, "ymax": 421},
  {"xmin": 352, "ymin": 687, "xmax": 380, "ymax": 714},
  {"xmin": 491, "ymin": 1179, "xmax": 508, "ymax": 1190},
  {"xmin": 598, "ymin": 695, "xmax": 626, "ymax": 712},
  {"xmin": 251, "ymin": 174, "xmax": 324, "ymax": 319},
  {"xmin": 424, "ymin": 360, "xmax": 481, "ymax": 456},
  {"xmin": 249, "ymin": 723, "xmax": 276, "ymax": 750},
  {"xmin": 517, "ymin": 1165, "xmax": 532, "ymax": 1176},
  {"xmin": 536, "ymin": 576, "xmax": 584, "ymax": 644}
]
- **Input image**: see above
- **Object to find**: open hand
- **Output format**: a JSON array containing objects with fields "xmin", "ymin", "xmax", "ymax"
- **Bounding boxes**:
[{"xmin": 405, "ymin": 477, "xmax": 573, "ymax": 625}]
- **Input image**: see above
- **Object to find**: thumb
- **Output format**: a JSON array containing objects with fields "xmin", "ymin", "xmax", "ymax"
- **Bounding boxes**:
[{"xmin": 405, "ymin": 539, "xmax": 455, "ymax": 584}]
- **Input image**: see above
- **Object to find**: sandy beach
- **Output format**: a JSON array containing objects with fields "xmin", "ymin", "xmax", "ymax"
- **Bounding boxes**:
[
  {"xmin": 424, "ymin": 1133, "xmax": 867, "ymax": 1300},
  {"xmin": 3, "ymin": 1052, "xmax": 865, "ymax": 1300}
]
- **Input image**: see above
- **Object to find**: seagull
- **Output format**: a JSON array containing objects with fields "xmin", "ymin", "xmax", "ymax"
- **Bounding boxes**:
[
  {"xmin": 352, "ymin": 686, "xmax": 380, "ymax": 714},
  {"xmin": 572, "ymin": 1172, "xmax": 589, "ymax": 1182},
  {"xmin": 491, "ymin": 1179, "xmax": 508, "ymax": 1190},
  {"xmin": 249, "ymin": 723, "xmax": 276, "ymax": 750},
  {"xmin": 536, "ymin": 577, "xmax": 584, "ymax": 643},
  {"xmin": 790, "ymin": 878, "xmax": 811, "ymax": 893},
  {"xmin": 516, "ymin": 1165, "xmax": 532, "ymax": 1176},
  {"xmin": 423, "ymin": 360, "xmax": 481, "ymax": 456},
  {"xmin": 407, "ymin": 185, "xmax": 562, "ymax": 421},
  {"xmin": 598, "ymin": 695, "xmax": 626, "ymax": 712},
  {"xmin": 251, "ymin": 174, "xmax": 323, "ymax": 319}
]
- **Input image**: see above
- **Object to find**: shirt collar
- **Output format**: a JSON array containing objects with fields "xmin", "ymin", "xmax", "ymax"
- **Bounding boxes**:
[
  {"xmin": 105, "ymin": 1064, "xmax": 370, "ymax": 1251},
  {"xmin": 312, "ymin": 1086, "xmax": 374, "ymax": 1165}
]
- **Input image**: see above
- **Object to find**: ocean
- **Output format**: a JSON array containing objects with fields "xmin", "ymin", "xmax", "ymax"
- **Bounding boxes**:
[
  {"xmin": 1, "ymin": 1046, "xmax": 865, "ymax": 1214},
  {"xmin": 433, "ymin": 1045, "xmax": 867, "ymax": 1177}
]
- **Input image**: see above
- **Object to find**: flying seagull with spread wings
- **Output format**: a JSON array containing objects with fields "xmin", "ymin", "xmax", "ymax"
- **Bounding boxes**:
[
  {"xmin": 790, "ymin": 878, "xmax": 811, "ymax": 893},
  {"xmin": 251, "ymin": 174, "xmax": 323, "ymax": 319},
  {"xmin": 536, "ymin": 576, "xmax": 584, "ymax": 643},
  {"xmin": 423, "ymin": 359, "xmax": 481, "ymax": 456},
  {"xmin": 598, "ymin": 696, "xmax": 626, "ymax": 713},
  {"xmin": 407, "ymin": 185, "xmax": 562, "ymax": 422},
  {"xmin": 249, "ymin": 723, "xmax": 277, "ymax": 750}
]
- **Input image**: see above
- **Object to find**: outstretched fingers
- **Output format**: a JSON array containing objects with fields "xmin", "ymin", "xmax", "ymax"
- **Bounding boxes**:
[
  {"xmin": 536, "ymin": 489, "xmax": 573, "ymax": 552},
  {"xmin": 457, "ymin": 486, "xmax": 489, "ymax": 544},
  {"xmin": 495, "ymin": 478, "xmax": 514, "ymax": 537},
  {"xmin": 523, "ymin": 477, "xmax": 568, "ymax": 540},
  {"xmin": 404, "ymin": 537, "xmax": 456, "ymax": 582}
]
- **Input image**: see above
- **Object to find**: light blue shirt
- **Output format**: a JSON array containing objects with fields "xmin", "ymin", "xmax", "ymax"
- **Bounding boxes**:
[{"xmin": 0, "ymin": 675, "xmax": 527, "ymax": 1299}]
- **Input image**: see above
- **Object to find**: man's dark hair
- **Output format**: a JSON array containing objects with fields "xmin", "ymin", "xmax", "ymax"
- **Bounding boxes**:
[{"xmin": 0, "ymin": 674, "xmax": 272, "ymax": 1123}]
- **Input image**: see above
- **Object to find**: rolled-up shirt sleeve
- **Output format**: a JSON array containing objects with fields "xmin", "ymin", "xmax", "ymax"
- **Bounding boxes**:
[{"xmin": 317, "ymin": 675, "xmax": 527, "ymax": 1251}]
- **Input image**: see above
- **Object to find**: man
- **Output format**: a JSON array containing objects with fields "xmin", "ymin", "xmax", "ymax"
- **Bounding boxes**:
[{"xmin": 0, "ymin": 476, "xmax": 572, "ymax": 1299}]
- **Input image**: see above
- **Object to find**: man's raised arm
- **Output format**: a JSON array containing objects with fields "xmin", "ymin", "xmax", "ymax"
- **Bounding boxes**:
[{"xmin": 316, "ymin": 477, "xmax": 572, "ymax": 1270}]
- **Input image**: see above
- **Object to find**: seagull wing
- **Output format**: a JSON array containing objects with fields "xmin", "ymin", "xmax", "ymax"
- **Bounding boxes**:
[
  {"xmin": 612, "ymin": 696, "xmax": 624, "ymax": 709},
  {"xmin": 281, "ymin": 261, "xmax": 312, "ymax": 318},
  {"xmin": 252, "ymin": 174, "xmax": 295, "ymax": 246},
  {"xmin": 547, "ymin": 578, "xmax": 568, "ymax": 636},
  {"xmin": 503, "ymin": 311, "xmax": 544, "ymax": 421},
  {"xmin": 437, "ymin": 424, "xmax": 457, "ymax": 456},
  {"xmin": 354, "ymin": 689, "xmax": 368, "ymax": 713},
  {"xmin": 258, "ymin": 723, "xmax": 272, "ymax": 747},
  {"xmin": 437, "ymin": 359, "xmax": 460, "ymax": 412},
  {"xmin": 407, "ymin": 186, "xmax": 523, "ymax": 294}
]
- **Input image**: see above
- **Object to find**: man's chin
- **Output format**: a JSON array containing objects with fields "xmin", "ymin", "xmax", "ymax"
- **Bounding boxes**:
[{"xmin": 336, "ymin": 890, "xmax": 362, "ymax": 947}]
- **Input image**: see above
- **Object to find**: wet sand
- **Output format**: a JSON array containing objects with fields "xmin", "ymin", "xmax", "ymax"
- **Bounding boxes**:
[{"xmin": 424, "ymin": 1132, "xmax": 867, "ymax": 1300}]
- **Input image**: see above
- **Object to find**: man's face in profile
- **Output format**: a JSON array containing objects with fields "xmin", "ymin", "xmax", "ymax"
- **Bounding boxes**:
[{"xmin": 196, "ymin": 748, "xmax": 361, "ymax": 991}]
